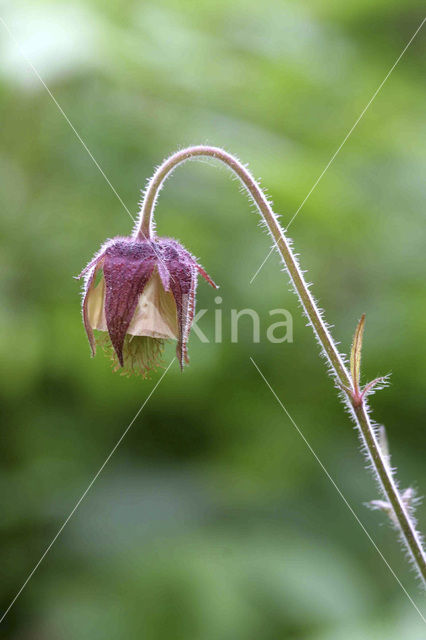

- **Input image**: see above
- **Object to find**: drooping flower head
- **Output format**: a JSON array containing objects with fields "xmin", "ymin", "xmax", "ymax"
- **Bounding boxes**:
[{"xmin": 76, "ymin": 236, "xmax": 217, "ymax": 376}]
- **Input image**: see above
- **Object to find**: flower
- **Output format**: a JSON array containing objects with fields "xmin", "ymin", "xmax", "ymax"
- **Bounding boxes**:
[{"xmin": 76, "ymin": 236, "xmax": 217, "ymax": 376}]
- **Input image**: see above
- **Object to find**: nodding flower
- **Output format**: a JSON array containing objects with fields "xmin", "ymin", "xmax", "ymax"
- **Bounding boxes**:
[{"xmin": 76, "ymin": 236, "xmax": 217, "ymax": 377}]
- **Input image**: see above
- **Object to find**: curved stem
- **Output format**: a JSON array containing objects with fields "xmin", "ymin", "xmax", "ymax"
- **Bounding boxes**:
[
  {"xmin": 136, "ymin": 146, "xmax": 350, "ymax": 385},
  {"xmin": 135, "ymin": 145, "xmax": 426, "ymax": 584}
]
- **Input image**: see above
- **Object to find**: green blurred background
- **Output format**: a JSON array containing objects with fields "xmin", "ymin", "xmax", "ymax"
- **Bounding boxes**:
[{"xmin": 0, "ymin": 0, "xmax": 425, "ymax": 637}]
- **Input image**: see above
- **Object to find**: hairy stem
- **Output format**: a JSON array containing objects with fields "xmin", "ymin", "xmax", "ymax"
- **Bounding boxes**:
[
  {"xmin": 354, "ymin": 404, "xmax": 426, "ymax": 581},
  {"xmin": 135, "ymin": 145, "xmax": 426, "ymax": 583}
]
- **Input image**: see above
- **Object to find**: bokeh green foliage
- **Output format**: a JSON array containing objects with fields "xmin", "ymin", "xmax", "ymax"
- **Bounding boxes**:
[{"xmin": 0, "ymin": 0, "xmax": 425, "ymax": 637}]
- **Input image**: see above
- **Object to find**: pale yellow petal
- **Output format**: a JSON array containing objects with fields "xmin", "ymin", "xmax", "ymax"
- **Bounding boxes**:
[
  {"xmin": 87, "ymin": 273, "xmax": 107, "ymax": 331},
  {"xmin": 128, "ymin": 270, "xmax": 178, "ymax": 340}
]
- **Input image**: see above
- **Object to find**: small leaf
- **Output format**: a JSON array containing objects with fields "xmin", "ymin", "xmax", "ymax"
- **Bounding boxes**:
[
  {"xmin": 350, "ymin": 313, "xmax": 366, "ymax": 393},
  {"xmin": 367, "ymin": 499, "xmax": 400, "ymax": 526},
  {"xmin": 368, "ymin": 499, "xmax": 391, "ymax": 513},
  {"xmin": 377, "ymin": 425, "xmax": 390, "ymax": 465},
  {"xmin": 362, "ymin": 376, "xmax": 386, "ymax": 399},
  {"xmin": 402, "ymin": 487, "xmax": 416, "ymax": 511}
]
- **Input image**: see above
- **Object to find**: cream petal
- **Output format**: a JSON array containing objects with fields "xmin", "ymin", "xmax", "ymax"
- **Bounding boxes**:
[
  {"xmin": 128, "ymin": 270, "xmax": 178, "ymax": 339},
  {"xmin": 87, "ymin": 273, "xmax": 107, "ymax": 331}
]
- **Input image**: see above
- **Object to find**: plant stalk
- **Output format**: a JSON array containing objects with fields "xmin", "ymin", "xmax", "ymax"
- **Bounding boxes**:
[{"xmin": 135, "ymin": 145, "xmax": 426, "ymax": 583}]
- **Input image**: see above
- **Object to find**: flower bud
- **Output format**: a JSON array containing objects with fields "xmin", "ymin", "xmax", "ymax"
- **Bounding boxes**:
[{"xmin": 76, "ymin": 236, "xmax": 217, "ymax": 376}]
